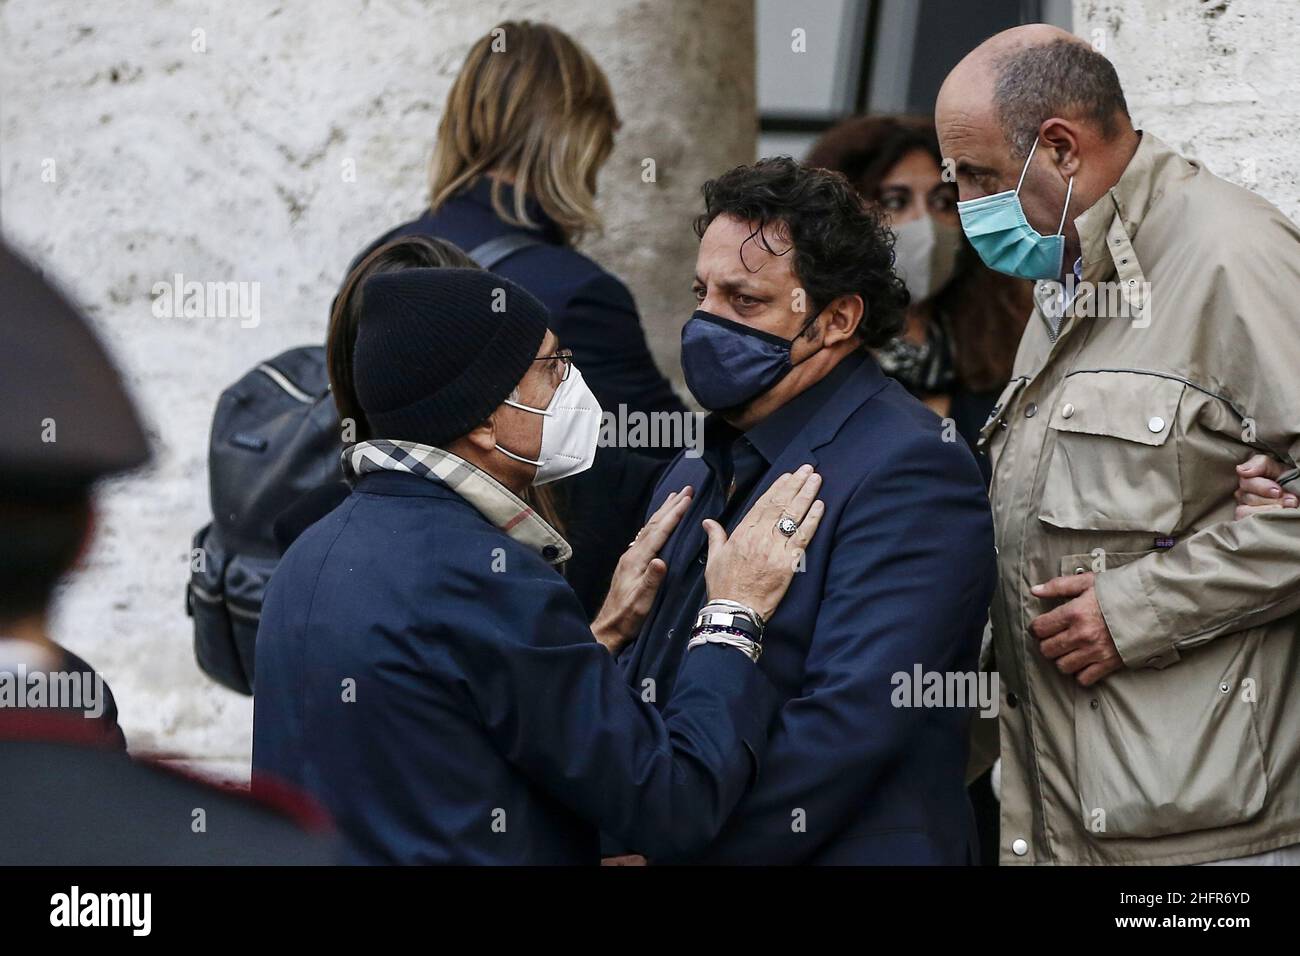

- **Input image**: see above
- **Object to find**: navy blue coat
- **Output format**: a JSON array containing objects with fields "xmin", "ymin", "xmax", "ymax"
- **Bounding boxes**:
[
  {"xmin": 620, "ymin": 353, "xmax": 997, "ymax": 864},
  {"xmin": 251, "ymin": 469, "xmax": 777, "ymax": 865}
]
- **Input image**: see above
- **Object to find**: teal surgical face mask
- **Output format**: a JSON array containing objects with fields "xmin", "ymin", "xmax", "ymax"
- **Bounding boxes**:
[{"xmin": 956, "ymin": 137, "xmax": 1074, "ymax": 281}]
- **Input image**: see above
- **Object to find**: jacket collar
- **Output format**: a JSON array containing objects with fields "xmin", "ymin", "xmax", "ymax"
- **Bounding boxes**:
[
  {"xmin": 343, "ymin": 439, "xmax": 572, "ymax": 565},
  {"xmin": 1074, "ymin": 131, "xmax": 1196, "ymax": 285},
  {"xmin": 462, "ymin": 177, "xmax": 567, "ymax": 246},
  {"xmin": 748, "ymin": 350, "xmax": 876, "ymax": 462},
  {"xmin": 700, "ymin": 350, "xmax": 886, "ymax": 471}
]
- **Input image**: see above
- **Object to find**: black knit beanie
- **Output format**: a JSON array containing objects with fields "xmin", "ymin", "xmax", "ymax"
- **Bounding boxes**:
[{"xmin": 352, "ymin": 267, "xmax": 549, "ymax": 448}]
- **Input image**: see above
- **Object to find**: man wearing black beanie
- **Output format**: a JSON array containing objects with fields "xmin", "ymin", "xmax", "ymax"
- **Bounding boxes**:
[{"xmin": 252, "ymin": 266, "xmax": 827, "ymax": 864}]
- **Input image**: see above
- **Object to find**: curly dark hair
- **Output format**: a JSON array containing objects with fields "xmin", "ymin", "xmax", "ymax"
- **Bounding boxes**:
[{"xmin": 693, "ymin": 156, "xmax": 908, "ymax": 349}]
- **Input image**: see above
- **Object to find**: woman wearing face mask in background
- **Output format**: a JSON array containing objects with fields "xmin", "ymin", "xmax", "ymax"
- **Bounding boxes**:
[{"xmin": 807, "ymin": 115, "xmax": 1033, "ymax": 468}]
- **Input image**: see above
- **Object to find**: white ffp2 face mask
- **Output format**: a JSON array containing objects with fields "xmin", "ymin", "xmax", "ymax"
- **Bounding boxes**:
[
  {"xmin": 494, "ymin": 363, "xmax": 603, "ymax": 486},
  {"xmin": 891, "ymin": 215, "xmax": 963, "ymax": 303}
]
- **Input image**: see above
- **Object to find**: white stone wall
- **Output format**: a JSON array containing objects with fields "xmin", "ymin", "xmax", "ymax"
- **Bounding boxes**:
[
  {"xmin": 1075, "ymin": 0, "xmax": 1300, "ymax": 221},
  {"xmin": 0, "ymin": 0, "xmax": 754, "ymax": 774}
]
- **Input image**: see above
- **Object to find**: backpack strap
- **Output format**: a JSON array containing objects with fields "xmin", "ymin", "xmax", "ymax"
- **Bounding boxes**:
[{"xmin": 467, "ymin": 232, "xmax": 544, "ymax": 271}]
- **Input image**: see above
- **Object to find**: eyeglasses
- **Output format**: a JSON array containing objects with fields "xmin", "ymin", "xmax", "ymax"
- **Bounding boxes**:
[{"xmin": 532, "ymin": 348, "xmax": 573, "ymax": 387}]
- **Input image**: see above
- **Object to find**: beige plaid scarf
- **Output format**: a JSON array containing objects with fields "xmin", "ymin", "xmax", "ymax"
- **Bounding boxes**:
[{"xmin": 343, "ymin": 439, "xmax": 572, "ymax": 565}]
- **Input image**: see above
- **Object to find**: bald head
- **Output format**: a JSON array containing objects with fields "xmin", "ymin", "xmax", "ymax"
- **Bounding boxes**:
[
  {"xmin": 939, "ymin": 25, "xmax": 1130, "ymax": 162},
  {"xmin": 935, "ymin": 25, "xmax": 1140, "ymax": 279},
  {"xmin": 946, "ymin": 23, "xmax": 1084, "ymax": 80}
]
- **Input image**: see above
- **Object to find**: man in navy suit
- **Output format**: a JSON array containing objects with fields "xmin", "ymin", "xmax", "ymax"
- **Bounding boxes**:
[{"xmin": 617, "ymin": 158, "xmax": 998, "ymax": 864}]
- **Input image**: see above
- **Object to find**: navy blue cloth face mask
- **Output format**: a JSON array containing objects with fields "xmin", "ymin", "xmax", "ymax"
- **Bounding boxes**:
[{"xmin": 680, "ymin": 308, "xmax": 823, "ymax": 411}]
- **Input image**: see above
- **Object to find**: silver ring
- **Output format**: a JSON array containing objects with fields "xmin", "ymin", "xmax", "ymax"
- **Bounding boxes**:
[{"xmin": 776, "ymin": 515, "xmax": 799, "ymax": 537}]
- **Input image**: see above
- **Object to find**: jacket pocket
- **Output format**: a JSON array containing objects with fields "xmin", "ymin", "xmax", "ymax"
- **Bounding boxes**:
[
  {"xmin": 1038, "ymin": 372, "xmax": 1185, "ymax": 534},
  {"xmin": 1072, "ymin": 620, "xmax": 1268, "ymax": 839}
]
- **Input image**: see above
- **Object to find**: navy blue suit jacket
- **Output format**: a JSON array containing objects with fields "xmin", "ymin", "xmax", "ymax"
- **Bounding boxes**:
[
  {"xmin": 621, "ymin": 353, "xmax": 997, "ymax": 864},
  {"xmin": 251, "ymin": 470, "xmax": 776, "ymax": 864}
]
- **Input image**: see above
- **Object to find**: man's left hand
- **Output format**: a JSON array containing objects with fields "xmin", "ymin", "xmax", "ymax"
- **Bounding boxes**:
[{"xmin": 1029, "ymin": 573, "xmax": 1123, "ymax": 687}]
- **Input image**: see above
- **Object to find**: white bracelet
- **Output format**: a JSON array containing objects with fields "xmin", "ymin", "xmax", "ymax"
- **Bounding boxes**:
[{"xmin": 687, "ymin": 630, "xmax": 762, "ymax": 662}]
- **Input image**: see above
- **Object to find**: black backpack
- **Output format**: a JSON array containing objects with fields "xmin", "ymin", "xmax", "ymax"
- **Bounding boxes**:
[{"xmin": 186, "ymin": 233, "xmax": 542, "ymax": 694}]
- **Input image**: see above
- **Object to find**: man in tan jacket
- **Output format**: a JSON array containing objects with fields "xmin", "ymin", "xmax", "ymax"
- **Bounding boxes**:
[{"xmin": 938, "ymin": 24, "xmax": 1300, "ymax": 865}]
